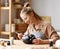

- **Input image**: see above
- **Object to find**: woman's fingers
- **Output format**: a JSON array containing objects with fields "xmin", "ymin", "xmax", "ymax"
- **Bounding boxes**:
[
  {"xmin": 18, "ymin": 33, "xmax": 23, "ymax": 39},
  {"xmin": 32, "ymin": 39, "xmax": 42, "ymax": 44},
  {"xmin": 32, "ymin": 39, "xmax": 39, "ymax": 44}
]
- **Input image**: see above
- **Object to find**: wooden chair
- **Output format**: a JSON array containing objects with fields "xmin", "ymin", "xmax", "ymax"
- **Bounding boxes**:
[{"xmin": 41, "ymin": 16, "xmax": 51, "ymax": 24}]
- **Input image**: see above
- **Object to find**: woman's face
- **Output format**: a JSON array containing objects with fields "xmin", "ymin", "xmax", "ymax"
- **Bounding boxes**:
[{"xmin": 20, "ymin": 12, "xmax": 34, "ymax": 24}]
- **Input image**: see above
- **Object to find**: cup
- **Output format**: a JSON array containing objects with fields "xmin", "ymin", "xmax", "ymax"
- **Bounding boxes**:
[
  {"xmin": 5, "ymin": 0, "xmax": 9, "ymax": 7},
  {"xmin": 10, "ymin": 37, "xmax": 14, "ymax": 45}
]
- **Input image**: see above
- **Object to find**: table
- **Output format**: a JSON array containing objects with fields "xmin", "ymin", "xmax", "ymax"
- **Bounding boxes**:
[
  {"xmin": 0, "ymin": 39, "xmax": 52, "ymax": 49},
  {"xmin": 12, "ymin": 40, "xmax": 49, "ymax": 49}
]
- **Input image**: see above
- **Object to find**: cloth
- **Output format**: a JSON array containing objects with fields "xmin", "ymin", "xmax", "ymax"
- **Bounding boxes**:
[
  {"xmin": 30, "ymin": 31, "xmax": 47, "ymax": 40},
  {"xmin": 24, "ymin": 21, "xmax": 59, "ymax": 39}
]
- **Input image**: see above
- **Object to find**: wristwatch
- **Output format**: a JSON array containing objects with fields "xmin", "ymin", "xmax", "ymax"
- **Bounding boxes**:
[{"xmin": 49, "ymin": 39, "xmax": 53, "ymax": 47}]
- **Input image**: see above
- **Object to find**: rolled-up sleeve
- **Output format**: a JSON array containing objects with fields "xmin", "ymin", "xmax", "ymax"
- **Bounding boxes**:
[{"xmin": 45, "ymin": 23, "xmax": 59, "ymax": 40}]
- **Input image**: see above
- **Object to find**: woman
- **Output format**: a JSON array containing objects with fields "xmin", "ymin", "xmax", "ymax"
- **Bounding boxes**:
[{"xmin": 18, "ymin": 3, "xmax": 59, "ymax": 44}]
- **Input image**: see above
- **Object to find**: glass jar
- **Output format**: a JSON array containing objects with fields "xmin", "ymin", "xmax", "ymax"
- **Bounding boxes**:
[{"xmin": 5, "ymin": 0, "xmax": 9, "ymax": 7}]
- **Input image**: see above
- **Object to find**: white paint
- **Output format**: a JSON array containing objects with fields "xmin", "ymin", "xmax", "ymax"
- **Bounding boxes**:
[{"xmin": 30, "ymin": 0, "xmax": 60, "ymax": 30}]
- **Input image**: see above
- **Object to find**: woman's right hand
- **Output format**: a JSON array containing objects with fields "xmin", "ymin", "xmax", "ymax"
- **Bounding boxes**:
[{"xmin": 18, "ymin": 33, "xmax": 23, "ymax": 40}]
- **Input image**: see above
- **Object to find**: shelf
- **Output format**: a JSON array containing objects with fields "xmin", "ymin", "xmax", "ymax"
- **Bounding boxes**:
[
  {"xmin": 1, "ymin": 31, "xmax": 10, "ymax": 35},
  {"xmin": 16, "ymin": 30, "xmax": 25, "ymax": 33},
  {"xmin": 13, "ymin": 2, "xmax": 22, "ymax": 4},
  {"xmin": 15, "ymin": 23, "xmax": 28, "ymax": 33},
  {"xmin": 1, "ymin": 7, "xmax": 10, "ymax": 10},
  {"xmin": 0, "ymin": 0, "xmax": 30, "ymax": 38}
]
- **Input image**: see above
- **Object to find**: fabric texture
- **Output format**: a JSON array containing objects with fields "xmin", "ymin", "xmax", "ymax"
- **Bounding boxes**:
[{"xmin": 24, "ymin": 21, "xmax": 59, "ymax": 40}]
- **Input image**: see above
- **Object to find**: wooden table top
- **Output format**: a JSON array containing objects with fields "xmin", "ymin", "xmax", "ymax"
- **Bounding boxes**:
[
  {"xmin": 0, "ymin": 39, "xmax": 53, "ymax": 49},
  {"xmin": 12, "ymin": 40, "xmax": 49, "ymax": 49}
]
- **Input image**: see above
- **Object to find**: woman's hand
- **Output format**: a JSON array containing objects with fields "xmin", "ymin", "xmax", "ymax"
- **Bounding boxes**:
[
  {"xmin": 18, "ymin": 33, "xmax": 23, "ymax": 40},
  {"xmin": 32, "ymin": 39, "xmax": 43, "ymax": 44}
]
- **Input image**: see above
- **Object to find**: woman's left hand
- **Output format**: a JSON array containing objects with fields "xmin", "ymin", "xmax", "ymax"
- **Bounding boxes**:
[{"xmin": 32, "ymin": 39, "xmax": 43, "ymax": 44}]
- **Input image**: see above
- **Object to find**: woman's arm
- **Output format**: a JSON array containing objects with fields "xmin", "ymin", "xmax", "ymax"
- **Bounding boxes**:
[
  {"xmin": 41, "ymin": 39, "xmax": 49, "ymax": 44},
  {"xmin": 45, "ymin": 23, "xmax": 59, "ymax": 44},
  {"xmin": 32, "ymin": 23, "xmax": 59, "ymax": 44},
  {"xmin": 32, "ymin": 39, "xmax": 49, "ymax": 44},
  {"xmin": 18, "ymin": 30, "xmax": 29, "ymax": 39},
  {"xmin": 40, "ymin": 33, "xmax": 59, "ymax": 44},
  {"xmin": 32, "ymin": 35, "xmax": 59, "ymax": 44},
  {"xmin": 18, "ymin": 25, "xmax": 29, "ymax": 39}
]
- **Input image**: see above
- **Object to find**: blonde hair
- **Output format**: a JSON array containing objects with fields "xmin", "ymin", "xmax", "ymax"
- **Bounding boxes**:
[
  {"xmin": 24, "ymin": 2, "xmax": 30, "ymax": 7},
  {"xmin": 20, "ymin": 2, "xmax": 42, "ymax": 20}
]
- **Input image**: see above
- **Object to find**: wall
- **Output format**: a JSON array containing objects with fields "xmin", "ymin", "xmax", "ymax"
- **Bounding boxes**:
[
  {"xmin": 1, "ymin": 10, "xmax": 9, "ymax": 30},
  {"xmin": 1, "ymin": 0, "xmax": 60, "ymax": 31},
  {"xmin": 30, "ymin": 0, "xmax": 60, "ymax": 31},
  {"xmin": 1, "ymin": 0, "xmax": 16, "ymax": 31},
  {"xmin": 1, "ymin": 8, "xmax": 16, "ymax": 30}
]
